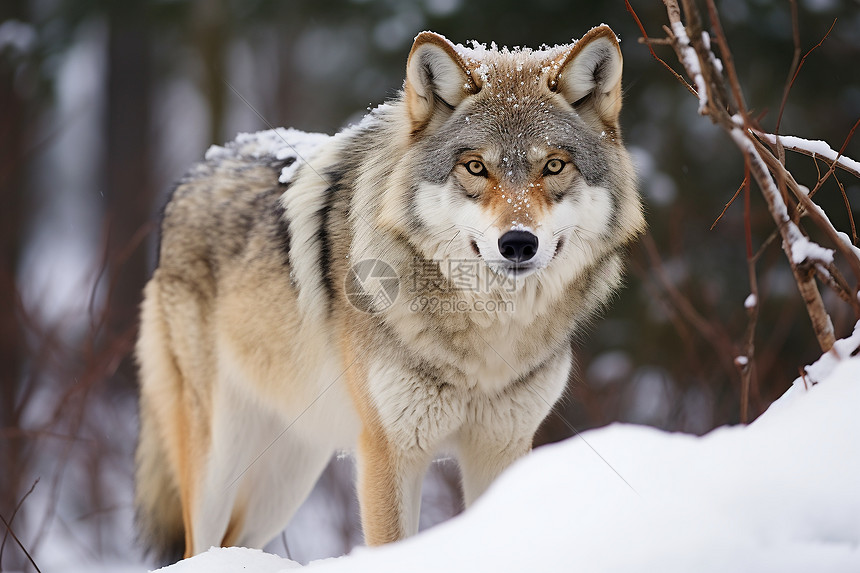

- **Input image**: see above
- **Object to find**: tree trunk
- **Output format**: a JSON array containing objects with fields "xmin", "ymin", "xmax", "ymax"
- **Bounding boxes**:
[
  {"xmin": 193, "ymin": 0, "xmax": 228, "ymax": 145},
  {"xmin": 103, "ymin": 0, "xmax": 154, "ymax": 387},
  {"xmin": 0, "ymin": 1, "xmax": 30, "ymax": 566}
]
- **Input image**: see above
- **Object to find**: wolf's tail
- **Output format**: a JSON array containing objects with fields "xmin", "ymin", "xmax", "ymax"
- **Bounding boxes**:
[
  {"xmin": 134, "ymin": 279, "xmax": 186, "ymax": 564},
  {"xmin": 135, "ymin": 397, "xmax": 185, "ymax": 564}
]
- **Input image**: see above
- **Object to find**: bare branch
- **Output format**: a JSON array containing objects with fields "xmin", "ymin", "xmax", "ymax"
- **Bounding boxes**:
[
  {"xmin": 834, "ymin": 173, "xmax": 858, "ymax": 246},
  {"xmin": 703, "ymin": 0, "xmax": 747, "ymax": 116},
  {"xmin": 710, "ymin": 177, "xmax": 746, "ymax": 231},
  {"xmin": 0, "ymin": 511, "xmax": 42, "ymax": 573},
  {"xmin": 0, "ymin": 479, "xmax": 39, "ymax": 568},
  {"xmin": 625, "ymin": 0, "xmax": 698, "ymax": 97}
]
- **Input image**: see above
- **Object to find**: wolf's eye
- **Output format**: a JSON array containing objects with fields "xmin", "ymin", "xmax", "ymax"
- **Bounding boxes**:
[
  {"xmin": 465, "ymin": 160, "xmax": 488, "ymax": 176},
  {"xmin": 544, "ymin": 159, "xmax": 565, "ymax": 175}
]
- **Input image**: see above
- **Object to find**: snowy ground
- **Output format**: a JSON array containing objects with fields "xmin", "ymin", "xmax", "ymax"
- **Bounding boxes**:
[{"xmin": 156, "ymin": 324, "xmax": 860, "ymax": 572}]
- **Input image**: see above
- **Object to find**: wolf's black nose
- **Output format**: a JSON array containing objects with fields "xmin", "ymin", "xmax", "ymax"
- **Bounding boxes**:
[{"xmin": 498, "ymin": 230, "xmax": 539, "ymax": 263}]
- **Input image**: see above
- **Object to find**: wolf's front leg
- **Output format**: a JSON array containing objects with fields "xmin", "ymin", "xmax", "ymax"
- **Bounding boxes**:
[
  {"xmin": 458, "ymin": 350, "xmax": 573, "ymax": 506},
  {"xmin": 458, "ymin": 429, "xmax": 532, "ymax": 507},
  {"xmin": 355, "ymin": 362, "xmax": 463, "ymax": 545},
  {"xmin": 356, "ymin": 428, "xmax": 431, "ymax": 545}
]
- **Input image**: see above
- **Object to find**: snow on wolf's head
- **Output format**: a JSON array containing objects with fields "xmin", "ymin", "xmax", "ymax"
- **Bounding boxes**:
[{"xmin": 397, "ymin": 26, "xmax": 644, "ymax": 288}]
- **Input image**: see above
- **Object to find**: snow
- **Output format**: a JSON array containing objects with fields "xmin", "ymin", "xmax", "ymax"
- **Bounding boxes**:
[
  {"xmin": 156, "ymin": 322, "xmax": 860, "ymax": 573},
  {"xmin": 800, "ymin": 319, "xmax": 860, "ymax": 385},
  {"xmin": 444, "ymin": 32, "xmax": 575, "ymax": 90},
  {"xmin": 790, "ymin": 234, "xmax": 835, "ymax": 265},
  {"xmin": 701, "ymin": 31, "xmax": 724, "ymax": 74},
  {"xmin": 671, "ymin": 22, "xmax": 708, "ymax": 114},
  {"xmin": 728, "ymin": 127, "xmax": 837, "ymax": 269},
  {"xmin": 730, "ymin": 128, "xmax": 789, "ymax": 225},
  {"xmin": 731, "ymin": 130, "xmax": 859, "ymax": 270},
  {"xmin": 153, "ymin": 547, "xmax": 300, "ymax": 572},
  {"xmin": 836, "ymin": 231, "xmax": 860, "ymax": 261},
  {"xmin": 204, "ymin": 128, "xmax": 330, "ymax": 185},
  {"xmin": 757, "ymin": 132, "xmax": 860, "ymax": 177}
]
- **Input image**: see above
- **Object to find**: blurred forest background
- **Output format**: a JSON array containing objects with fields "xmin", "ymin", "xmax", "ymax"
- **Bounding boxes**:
[{"xmin": 1, "ymin": 0, "xmax": 859, "ymax": 570}]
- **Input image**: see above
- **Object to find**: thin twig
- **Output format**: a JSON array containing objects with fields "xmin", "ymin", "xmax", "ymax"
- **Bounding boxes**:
[
  {"xmin": 704, "ymin": 0, "xmax": 747, "ymax": 116},
  {"xmin": 0, "ymin": 479, "xmax": 39, "ymax": 568},
  {"xmin": 0, "ymin": 512, "xmax": 42, "ymax": 573},
  {"xmin": 787, "ymin": 18, "xmax": 837, "ymax": 108},
  {"xmin": 710, "ymin": 177, "xmax": 746, "ymax": 230},
  {"xmin": 625, "ymin": 0, "xmax": 698, "ymax": 97},
  {"xmin": 834, "ymin": 173, "xmax": 858, "ymax": 245},
  {"xmin": 752, "ymin": 229, "xmax": 779, "ymax": 263},
  {"xmin": 773, "ymin": 0, "xmax": 801, "ymax": 181},
  {"xmin": 638, "ymin": 37, "xmax": 673, "ymax": 46},
  {"xmin": 743, "ymin": 159, "xmax": 753, "ymax": 259},
  {"xmin": 775, "ymin": 0, "xmax": 801, "ymax": 138},
  {"xmin": 739, "ymin": 157, "xmax": 758, "ymax": 423},
  {"xmin": 738, "ymin": 263, "xmax": 758, "ymax": 423},
  {"xmin": 807, "ymin": 117, "xmax": 860, "ymax": 197},
  {"xmin": 641, "ymin": 233, "xmax": 737, "ymax": 380}
]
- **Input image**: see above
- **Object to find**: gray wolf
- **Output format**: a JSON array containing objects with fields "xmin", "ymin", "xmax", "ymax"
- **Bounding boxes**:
[{"xmin": 135, "ymin": 24, "xmax": 644, "ymax": 561}]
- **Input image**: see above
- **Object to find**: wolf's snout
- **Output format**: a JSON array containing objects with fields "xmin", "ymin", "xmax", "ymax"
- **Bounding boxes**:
[{"xmin": 498, "ymin": 230, "xmax": 538, "ymax": 263}]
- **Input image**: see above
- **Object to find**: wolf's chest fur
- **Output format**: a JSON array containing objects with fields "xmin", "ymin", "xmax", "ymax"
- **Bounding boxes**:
[{"xmin": 135, "ymin": 25, "xmax": 644, "ymax": 561}]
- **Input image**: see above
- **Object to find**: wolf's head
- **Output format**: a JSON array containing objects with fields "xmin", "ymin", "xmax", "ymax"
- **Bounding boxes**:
[{"xmin": 384, "ymin": 26, "xmax": 644, "ymax": 290}]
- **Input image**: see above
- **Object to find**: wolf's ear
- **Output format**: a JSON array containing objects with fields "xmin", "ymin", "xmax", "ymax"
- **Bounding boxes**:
[
  {"xmin": 550, "ymin": 26, "xmax": 624, "ymax": 130},
  {"xmin": 405, "ymin": 32, "xmax": 476, "ymax": 133}
]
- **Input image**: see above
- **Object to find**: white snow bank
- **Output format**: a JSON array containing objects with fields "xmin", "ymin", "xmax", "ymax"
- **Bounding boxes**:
[
  {"xmin": 157, "ymin": 329, "xmax": 860, "ymax": 573},
  {"xmin": 153, "ymin": 547, "xmax": 300, "ymax": 572}
]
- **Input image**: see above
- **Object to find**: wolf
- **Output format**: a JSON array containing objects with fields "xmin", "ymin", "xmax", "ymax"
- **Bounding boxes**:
[{"xmin": 135, "ymin": 24, "xmax": 645, "ymax": 561}]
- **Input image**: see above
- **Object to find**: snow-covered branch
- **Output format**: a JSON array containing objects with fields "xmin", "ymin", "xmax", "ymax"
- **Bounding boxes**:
[
  {"xmin": 670, "ymin": 21, "xmax": 708, "ymax": 113},
  {"xmin": 727, "ymin": 126, "xmax": 837, "ymax": 351},
  {"xmin": 755, "ymin": 132, "xmax": 860, "ymax": 180}
]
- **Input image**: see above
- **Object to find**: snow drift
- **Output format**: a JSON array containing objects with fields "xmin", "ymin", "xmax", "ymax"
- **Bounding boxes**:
[{"xmin": 157, "ymin": 325, "xmax": 860, "ymax": 573}]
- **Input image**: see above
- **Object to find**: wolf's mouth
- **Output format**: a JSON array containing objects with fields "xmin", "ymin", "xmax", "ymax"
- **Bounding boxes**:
[{"xmin": 494, "ymin": 262, "xmax": 539, "ymax": 279}]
